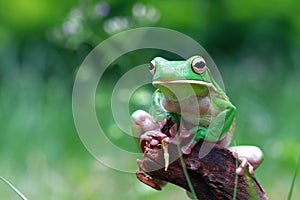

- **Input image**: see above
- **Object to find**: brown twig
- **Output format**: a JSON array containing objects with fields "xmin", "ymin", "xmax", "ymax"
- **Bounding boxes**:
[{"xmin": 137, "ymin": 140, "xmax": 269, "ymax": 200}]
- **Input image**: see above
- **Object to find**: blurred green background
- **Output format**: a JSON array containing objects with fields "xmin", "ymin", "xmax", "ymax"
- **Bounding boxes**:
[{"xmin": 0, "ymin": 0, "xmax": 300, "ymax": 199}]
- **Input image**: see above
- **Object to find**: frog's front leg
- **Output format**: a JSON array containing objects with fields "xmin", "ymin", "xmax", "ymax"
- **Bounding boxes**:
[
  {"xmin": 228, "ymin": 146, "xmax": 264, "ymax": 176},
  {"xmin": 181, "ymin": 99, "xmax": 236, "ymax": 154}
]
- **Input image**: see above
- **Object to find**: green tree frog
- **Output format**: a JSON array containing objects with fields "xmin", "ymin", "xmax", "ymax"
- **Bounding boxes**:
[{"xmin": 132, "ymin": 56, "xmax": 263, "ymax": 184}]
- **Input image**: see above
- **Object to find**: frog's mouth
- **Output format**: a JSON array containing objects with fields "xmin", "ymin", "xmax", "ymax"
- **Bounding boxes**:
[
  {"xmin": 153, "ymin": 80, "xmax": 217, "ymax": 101},
  {"xmin": 153, "ymin": 80, "xmax": 216, "ymax": 89}
]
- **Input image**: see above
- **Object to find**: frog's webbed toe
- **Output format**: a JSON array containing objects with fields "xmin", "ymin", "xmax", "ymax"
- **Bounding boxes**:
[
  {"xmin": 181, "ymin": 126, "xmax": 207, "ymax": 155},
  {"xmin": 229, "ymin": 146, "xmax": 263, "ymax": 176},
  {"xmin": 235, "ymin": 157, "xmax": 255, "ymax": 176},
  {"xmin": 181, "ymin": 139, "xmax": 196, "ymax": 155}
]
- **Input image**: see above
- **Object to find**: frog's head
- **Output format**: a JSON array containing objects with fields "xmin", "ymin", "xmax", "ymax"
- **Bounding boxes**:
[{"xmin": 148, "ymin": 56, "xmax": 224, "ymax": 101}]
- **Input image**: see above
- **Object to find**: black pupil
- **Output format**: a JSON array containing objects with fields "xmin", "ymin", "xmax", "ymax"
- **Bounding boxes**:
[
  {"xmin": 149, "ymin": 63, "xmax": 155, "ymax": 70},
  {"xmin": 194, "ymin": 61, "xmax": 205, "ymax": 69}
]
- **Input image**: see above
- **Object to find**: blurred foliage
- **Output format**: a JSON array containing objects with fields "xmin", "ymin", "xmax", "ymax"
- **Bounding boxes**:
[{"xmin": 0, "ymin": 0, "xmax": 300, "ymax": 199}]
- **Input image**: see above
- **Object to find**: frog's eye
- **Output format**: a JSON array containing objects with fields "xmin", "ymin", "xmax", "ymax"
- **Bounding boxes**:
[
  {"xmin": 192, "ymin": 57, "xmax": 206, "ymax": 74},
  {"xmin": 149, "ymin": 60, "xmax": 156, "ymax": 74}
]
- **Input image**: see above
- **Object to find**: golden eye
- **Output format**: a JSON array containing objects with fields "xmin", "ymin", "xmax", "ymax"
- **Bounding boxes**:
[
  {"xmin": 192, "ymin": 57, "xmax": 206, "ymax": 74},
  {"xmin": 149, "ymin": 60, "xmax": 156, "ymax": 74}
]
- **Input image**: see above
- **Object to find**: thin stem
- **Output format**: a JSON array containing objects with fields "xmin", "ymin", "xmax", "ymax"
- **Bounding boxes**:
[
  {"xmin": 0, "ymin": 176, "xmax": 28, "ymax": 200},
  {"xmin": 233, "ymin": 139, "xmax": 238, "ymax": 200},
  {"xmin": 287, "ymin": 154, "xmax": 300, "ymax": 200},
  {"xmin": 233, "ymin": 157, "xmax": 239, "ymax": 200},
  {"xmin": 177, "ymin": 144, "xmax": 197, "ymax": 199}
]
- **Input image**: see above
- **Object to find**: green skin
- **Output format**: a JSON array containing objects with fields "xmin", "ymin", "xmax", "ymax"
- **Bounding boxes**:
[
  {"xmin": 149, "ymin": 56, "xmax": 236, "ymax": 152},
  {"xmin": 133, "ymin": 56, "xmax": 263, "ymax": 190}
]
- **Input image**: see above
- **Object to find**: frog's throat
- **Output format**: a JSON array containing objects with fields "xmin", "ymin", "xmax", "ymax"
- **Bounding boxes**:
[{"xmin": 153, "ymin": 80, "xmax": 218, "ymax": 92}]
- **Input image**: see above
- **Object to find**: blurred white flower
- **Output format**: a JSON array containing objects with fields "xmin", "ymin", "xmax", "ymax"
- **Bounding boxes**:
[
  {"xmin": 94, "ymin": 2, "xmax": 110, "ymax": 17},
  {"xmin": 103, "ymin": 17, "xmax": 129, "ymax": 34}
]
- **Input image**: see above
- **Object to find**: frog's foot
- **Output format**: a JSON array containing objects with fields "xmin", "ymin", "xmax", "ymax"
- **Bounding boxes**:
[
  {"xmin": 181, "ymin": 127, "xmax": 207, "ymax": 155},
  {"xmin": 131, "ymin": 110, "xmax": 158, "ymax": 137},
  {"xmin": 136, "ymin": 159, "xmax": 165, "ymax": 190},
  {"xmin": 181, "ymin": 139, "xmax": 198, "ymax": 155},
  {"xmin": 140, "ymin": 130, "xmax": 168, "ymax": 151},
  {"xmin": 235, "ymin": 156, "xmax": 255, "ymax": 176},
  {"xmin": 229, "ymin": 146, "xmax": 264, "ymax": 176}
]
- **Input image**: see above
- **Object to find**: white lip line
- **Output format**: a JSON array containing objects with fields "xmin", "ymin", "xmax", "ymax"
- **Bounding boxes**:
[
  {"xmin": 153, "ymin": 80, "xmax": 217, "ymax": 92},
  {"xmin": 153, "ymin": 80, "xmax": 210, "ymax": 85}
]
